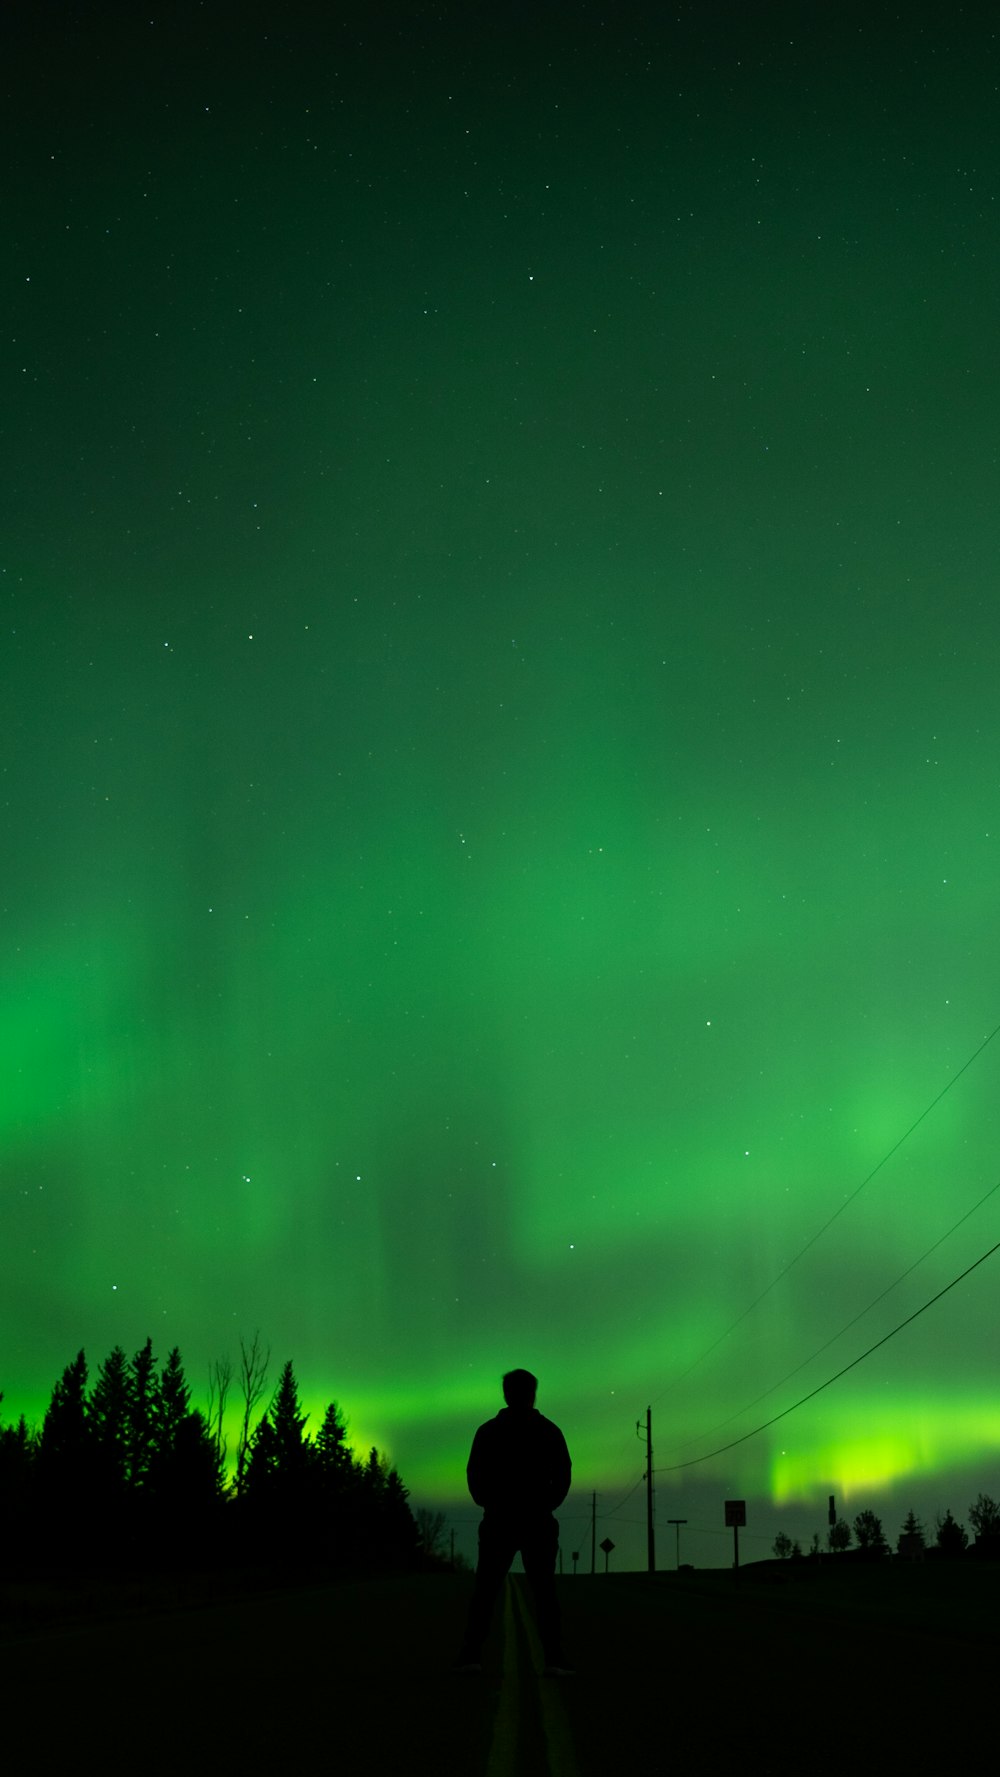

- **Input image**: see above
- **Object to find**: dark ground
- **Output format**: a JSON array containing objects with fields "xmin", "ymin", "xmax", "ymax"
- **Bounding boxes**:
[{"xmin": 1, "ymin": 1562, "xmax": 996, "ymax": 1775}]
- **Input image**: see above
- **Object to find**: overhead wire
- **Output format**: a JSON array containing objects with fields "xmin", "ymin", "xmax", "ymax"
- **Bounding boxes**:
[
  {"xmin": 651, "ymin": 1017, "xmax": 1000, "ymax": 1411},
  {"xmin": 661, "ymin": 1169, "xmax": 1000, "ymax": 1457},
  {"xmin": 659, "ymin": 1233, "xmax": 1000, "ymax": 1472},
  {"xmin": 599, "ymin": 1472, "xmax": 646, "ymax": 1520}
]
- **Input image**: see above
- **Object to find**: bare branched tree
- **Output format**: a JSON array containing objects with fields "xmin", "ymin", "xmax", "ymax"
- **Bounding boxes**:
[
  {"xmin": 416, "ymin": 1507, "xmax": 447, "ymax": 1559},
  {"xmin": 235, "ymin": 1331, "xmax": 270, "ymax": 1495},
  {"xmin": 206, "ymin": 1354, "xmax": 232, "ymax": 1471}
]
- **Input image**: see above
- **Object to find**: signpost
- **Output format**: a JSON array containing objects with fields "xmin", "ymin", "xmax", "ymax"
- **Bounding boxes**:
[
  {"xmin": 600, "ymin": 1536, "xmax": 615, "ymax": 1574},
  {"xmin": 724, "ymin": 1499, "xmax": 746, "ymax": 1571},
  {"xmin": 667, "ymin": 1517, "xmax": 687, "ymax": 1570}
]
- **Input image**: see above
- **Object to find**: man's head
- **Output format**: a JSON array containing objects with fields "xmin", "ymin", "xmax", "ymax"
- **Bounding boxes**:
[{"xmin": 502, "ymin": 1368, "xmax": 538, "ymax": 1409}]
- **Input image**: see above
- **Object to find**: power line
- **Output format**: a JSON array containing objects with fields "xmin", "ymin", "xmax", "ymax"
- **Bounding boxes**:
[
  {"xmin": 652, "ymin": 1016, "xmax": 1000, "ymax": 1406},
  {"xmin": 586, "ymin": 1023, "xmax": 1000, "ymax": 1515},
  {"xmin": 659, "ymin": 1234, "xmax": 1000, "ymax": 1472},
  {"xmin": 661, "ymin": 1170, "xmax": 1000, "ymax": 1458},
  {"xmin": 599, "ymin": 1472, "xmax": 646, "ymax": 1519}
]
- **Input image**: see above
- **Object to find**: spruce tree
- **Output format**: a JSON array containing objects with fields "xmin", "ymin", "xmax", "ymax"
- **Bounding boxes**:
[
  {"xmin": 349, "ymin": 1447, "xmax": 386, "ymax": 1566},
  {"xmin": 37, "ymin": 1350, "xmax": 90, "ymax": 1496},
  {"xmin": 0, "ymin": 1412, "xmax": 35, "ymax": 1512},
  {"xmin": 155, "ymin": 1346, "xmax": 192, "ymax": 1472},
  {"xmin": 269, "ymin": 1360, "xmax": 310, "ymax": 1485},
  {"xmin": 313, "ymin": 1401, "xmax": 358, "ymax": 1565},
  {"xmin": 244, "ymin": 1412, "xmax": 278, "ymax": 1498},
  {"xmin": 935, "ymin": 1509, "xmax": 968, "ymax": 1558},
  {"xmin": 150, "ymin": 1347, "xmax": 215, "ymax": 1504},
  {"xmin": 36, "ymin": 1351, "xmax": 92, "ymax": 1558},
  {"xmin": 316, "ymin": 1401, "xmax": 353, "ymax": 1486},
  {"xmin": 89, "ymin": 1346, "xmax": 133, "ymax": 1499},
  {"xmin": 171, "ymin": 1407, "xmax": 223, "ymax": 1505},
  {"xmin": 380, "ymin": 1465, "xmax": 419, "ymax": 1568},
  {"xmin": 129, "ymin": 1337, "xmax": 157, "ymax": 1493},
  {"xmin": 147, "ymin": 1349, "xmax": 221, "ymax": 1558},
  {"xmin": 896, "ymin": 1509, "xmax": 925, "ymax": 1558}
]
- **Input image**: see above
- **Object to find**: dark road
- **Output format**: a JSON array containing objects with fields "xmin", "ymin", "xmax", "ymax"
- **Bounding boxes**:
[{"xmin": 3, "ymin": 1565, "xmax": 996, "ymax": 1775}]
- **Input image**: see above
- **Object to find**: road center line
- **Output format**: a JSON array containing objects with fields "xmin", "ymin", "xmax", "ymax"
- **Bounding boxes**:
[
  {"xmin": 511, "ymin": 1577, "xmax": 579, "ymax": 1777},
  {"xmin": 485, "ymin": 1578, "xmax": 521, "ymax": 1777}
]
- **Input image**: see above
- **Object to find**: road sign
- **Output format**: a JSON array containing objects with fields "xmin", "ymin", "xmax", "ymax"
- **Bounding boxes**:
[{"xmin": 724, "ymin": 1499, "xmax": 746, "ymax": 1527}]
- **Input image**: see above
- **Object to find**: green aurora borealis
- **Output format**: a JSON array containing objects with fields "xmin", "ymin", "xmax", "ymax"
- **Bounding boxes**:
[{"xmin": 5, "ymin": 2, "xmax": 1000, "ymax": 1564}]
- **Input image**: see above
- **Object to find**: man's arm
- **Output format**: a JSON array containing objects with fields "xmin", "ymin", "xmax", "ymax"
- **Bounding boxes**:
[
  {"xmin": 547, "ymin": 1424, "xmax": 572, "ymax": 1510},
  {"xmin": 467, "ymin": 1423, "xmax": 491, "ymax": 1507}
]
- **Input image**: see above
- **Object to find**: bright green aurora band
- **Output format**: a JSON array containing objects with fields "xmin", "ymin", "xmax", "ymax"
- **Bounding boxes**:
[{"xmin": 4, "ymin": 4, "xmax": 1000, "ymax": 1565}]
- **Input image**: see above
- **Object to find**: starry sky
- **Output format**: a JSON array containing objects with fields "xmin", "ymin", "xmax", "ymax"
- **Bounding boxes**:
[{"xmin": 4, "ymin": 1, "xmax": 1000, "ymax": 1566}]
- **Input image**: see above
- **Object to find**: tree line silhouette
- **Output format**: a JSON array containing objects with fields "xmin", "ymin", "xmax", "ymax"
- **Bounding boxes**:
[
  {"xmin": 772, "ymin": 1495, "xmax": 1000, "ymax": 1563},
  {"xmin": 0, "ymin": 1336, "xmax": 419, "ymax": 1577}
]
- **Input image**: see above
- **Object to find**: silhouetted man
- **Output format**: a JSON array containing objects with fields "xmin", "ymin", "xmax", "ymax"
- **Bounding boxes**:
[{"xmin": 455, "ymin": 1368, "xmax": 572, "ymax": 1673}]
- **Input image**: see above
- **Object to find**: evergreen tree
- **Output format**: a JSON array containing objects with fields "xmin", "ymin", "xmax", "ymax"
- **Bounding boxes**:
[
  {"xmin": 269, "ymin": 1360, "xmax": 310, "ymax": 1487},
  {"xmin": 168, "ymin": 1408, "xmax": 224, "ymax": 1513},
  {"xmin": 89, "ymin": 1346, "xmax": 134, "ymax": 1498},
  {"xmin": 0, "ymin": 1410, "xmax": 35, "ymax": 1512},
  {"xmin": 345, "ymin": 1446, "xmax": 387, "ymax": 1564},
  {"xmin": 0, "ymin": 1402, "xmax": 37, "ymax": 1574},
  {"xmin": 935, "ymin": 1509, "xmax": 968, "ymax": 1558},
  {"xmin": 35, "ymin": 1351, "xmax": 92, "ymax": 1559},
  {"xmin": 896, "ymin": 1509, "xmax": 925, "ymax": 1558},
  {"xmin": 243, "ymin": 1414, "xmax": 279, "ymax": 1500},
  {"xmin": 362, "ymin": 1446, "xmax": 385, "ymax": 1499},
  {"xmin": 242, "ymin": 1360, "xmax": 316, "ymax": 1564},
  {"xmin": 315, "ymin": 1400, "xmax": 352, "ymax": 1484},
  {"xmin": 773, "ymin": 1531, "xmax": 793, "ymax": 1560},
  {"xmin": 313, "ymin": 1400, "xmax": 358, "ymax": 1564},
  {"xmin": 149, "ymin": 1348, "xmax": 220, "ymax": 1509},
  {"xmin": 380, "ymin": 1464, "xmax": 419, "ymax": 1568},
  {"xmin": 37, "ymin": 1350, "xmax": 90, "ymax": 1497},
  {"xmin": 154, "ymin": 1346, "xmax": 192, "ymax": 1470},
  {"xmin": 354, "ymin": 1448, "xmax": 418, "ymax": 1569},
  {"xmin": 129, "ymin": 1337, "xmax": 158, "ymax": 1493}
]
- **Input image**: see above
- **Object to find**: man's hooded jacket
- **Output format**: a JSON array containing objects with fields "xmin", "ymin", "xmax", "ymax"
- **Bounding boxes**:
[{"xmin": 467, "ymin": 1406, "xmax": 571, "ymax": 1518}]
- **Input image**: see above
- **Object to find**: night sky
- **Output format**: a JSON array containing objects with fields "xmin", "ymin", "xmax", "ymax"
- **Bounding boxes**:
[{"xmin": 5, "ymin": 1, "xmax": 1000, "ymax": 1567}]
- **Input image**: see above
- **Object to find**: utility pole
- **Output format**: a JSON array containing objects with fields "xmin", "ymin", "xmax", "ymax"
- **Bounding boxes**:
[
  {"xmin": 667, "ymin": 1517, "xmax": 687, "ymax": 1570},
  {"xmin": 636, "ymin": 1408, "xmax": 655, "ymax": 1573},
  {"xmin": 591, "ymin": 1490, "xmax": 597, "ymax": 1575}
]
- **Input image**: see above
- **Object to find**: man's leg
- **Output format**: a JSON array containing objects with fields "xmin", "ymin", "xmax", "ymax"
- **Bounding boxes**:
[
  {"xmin": 521, "ymin": 1515, "xmax": 566, "ymax": 1666},
  {"xmin": 458, "ymin": 1516, "xmax": 518, "ymax": 1662}
]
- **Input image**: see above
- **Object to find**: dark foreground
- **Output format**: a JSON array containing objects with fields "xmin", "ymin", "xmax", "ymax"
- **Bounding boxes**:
[{"xmin": 2, "ymin": 1562, "xmax": 996, "ymax": 1775}]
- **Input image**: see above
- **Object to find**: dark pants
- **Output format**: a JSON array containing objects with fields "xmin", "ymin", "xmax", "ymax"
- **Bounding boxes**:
[{"xmin": 463, "ymin": 1512, "xmax": 563, "ymax": 1662}]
